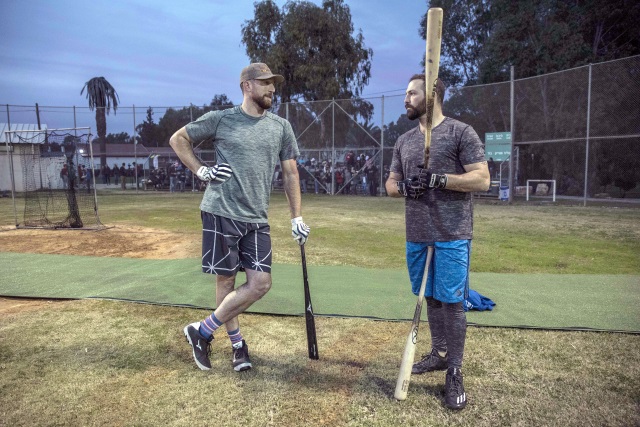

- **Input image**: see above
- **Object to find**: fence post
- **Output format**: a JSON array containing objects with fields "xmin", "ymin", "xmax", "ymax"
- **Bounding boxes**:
[
  {"xmin": 6, "ymin": 104, "xmax": 18, "ymax": 226},
  {"xmin": 509, "ymin": 65, "xmax": 515, "ymax": 203},
  {"xmin": 583, "ymin": 64, "xmax": 592, "ymax": 207},
  {"xmin": 134, "ymin": 105, "xmax": 138, "ymax": 193},
  {"xmin": 331, "ymin": 98, "xmax": 335, "ymax": 195},
  {"xmin": 379, "ymin": 95, "xmax": 385, "ymax": 196}
]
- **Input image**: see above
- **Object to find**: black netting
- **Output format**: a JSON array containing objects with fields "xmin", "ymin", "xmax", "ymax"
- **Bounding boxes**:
[{"xmin": 9, "ymin": 130, "xmax": 105, "ymax": 229}]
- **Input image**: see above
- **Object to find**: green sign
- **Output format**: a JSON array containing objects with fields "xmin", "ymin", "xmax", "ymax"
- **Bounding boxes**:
[{"xmin": 485, "ymin": 132, "xmax": 511, "ymax": 161}]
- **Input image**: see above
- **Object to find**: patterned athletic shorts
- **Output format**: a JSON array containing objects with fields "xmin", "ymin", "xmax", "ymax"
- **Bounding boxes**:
[{"xmin": 201, "ymin": 211, "xmax": 272, "ymax": 276}]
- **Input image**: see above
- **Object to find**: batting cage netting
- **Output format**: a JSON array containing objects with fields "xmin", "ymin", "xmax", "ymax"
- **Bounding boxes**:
[{"xmin": 3, "ymin": 127, "xmax": 105, "ymax": 229}]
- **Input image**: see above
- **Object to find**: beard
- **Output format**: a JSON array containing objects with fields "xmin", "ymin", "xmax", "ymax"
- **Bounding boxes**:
[
  {"xmin": 254, "ymin": 93, "xmax": 273, "ymax": 110},
  {"xmin": 405, "ymin": 100, "xmax": 427, "ymax": 120}
]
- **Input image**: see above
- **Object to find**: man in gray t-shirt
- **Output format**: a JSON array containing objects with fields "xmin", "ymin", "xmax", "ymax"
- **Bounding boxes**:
[
  {"xmin": 170, "ymin": 63, "xmax": 311, "ymax": 373},
  {"xmin": 386, "ymin": 74, "xmax": 490, "ymax": 410}
]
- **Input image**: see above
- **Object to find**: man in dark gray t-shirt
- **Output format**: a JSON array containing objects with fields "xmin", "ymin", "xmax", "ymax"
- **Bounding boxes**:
[
  {"xmin": 386, "ymin": 74, "xmax": 490, "ymax": 410},
  {"xmin": 170, "ymin": 63, "xmax": 311, "ymax": 373}
]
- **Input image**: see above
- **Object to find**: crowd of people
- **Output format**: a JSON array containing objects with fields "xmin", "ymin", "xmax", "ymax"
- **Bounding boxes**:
[
  {"xmin": 292, "ymin": 152, "xmax": 388, "ymax": 196},
  {"xmin": 57, "ymin": 160, "xmax": 214, "ymax": 192},
  {"xmin": 58, "ymin": 155, "xmax": 392, "ymax": 196}
]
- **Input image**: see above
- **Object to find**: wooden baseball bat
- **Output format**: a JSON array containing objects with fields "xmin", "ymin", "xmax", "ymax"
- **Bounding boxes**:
[
  {"xmin": 423, "ymin": 7, "xmax": 443, "ymax": 167},
  {"xmin": 394, "ymin": 7, "xmax": 442, "ymax": 401},
  {"xmin": 300, "ymin": 244, "xmax": 319, "ymax": 360},
  {"xmin": 394, "ymin": 246, "xmax": 434, "ymax": 400}
]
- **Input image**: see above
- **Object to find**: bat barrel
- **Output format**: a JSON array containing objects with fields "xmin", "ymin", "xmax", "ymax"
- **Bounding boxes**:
[{"xmin": 424, "ymin": 7, "xmax": 443, "ymax": 167}]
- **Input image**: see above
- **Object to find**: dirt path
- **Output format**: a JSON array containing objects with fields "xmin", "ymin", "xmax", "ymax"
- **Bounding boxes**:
[{"xmin": 0, "ymin": 225, "xmax": 198, "ymax": 313}]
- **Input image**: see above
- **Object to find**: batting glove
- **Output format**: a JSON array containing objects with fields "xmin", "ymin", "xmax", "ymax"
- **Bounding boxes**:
[
  {"xmin": 196, "ymin": 163, "xmax": 233, "ymax": 183},
  {"xmin": 416, "ymin": 165, "xmax": 447, "ymax": 189},
  {"xmin": 291, "ymin": 216, "xmax": 310, "ymax": 246},
  {"xmin": 397, "ymin": 178, "xmax": 425, "ymax": 199}
]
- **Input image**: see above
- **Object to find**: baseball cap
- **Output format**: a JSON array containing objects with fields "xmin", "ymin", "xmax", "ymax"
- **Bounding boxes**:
[{"xmin": 240, "ymin": 63, "xmax": 284, "ymax": 84}]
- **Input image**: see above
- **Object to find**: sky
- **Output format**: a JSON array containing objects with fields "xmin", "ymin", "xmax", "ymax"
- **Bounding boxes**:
[{"xmin": 0, "ymin": 0, "xmax": 428, "ymax": 134}]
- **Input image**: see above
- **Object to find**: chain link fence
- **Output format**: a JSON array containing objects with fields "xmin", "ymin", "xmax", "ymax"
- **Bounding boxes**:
[{"xmin": 3, "ymin": 55, "xmax": 639, "ymax": 204}]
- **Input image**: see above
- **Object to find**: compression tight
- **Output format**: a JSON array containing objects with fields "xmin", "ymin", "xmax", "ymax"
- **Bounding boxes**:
[{"xmin": 426, "ymin": 297, "xmax": 467, "ymax": 369}]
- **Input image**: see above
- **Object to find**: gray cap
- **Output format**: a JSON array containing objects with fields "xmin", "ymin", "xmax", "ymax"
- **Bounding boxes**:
[{"xmin": 240, "ymin": 63, "xmax": 284, "ymax": 84}]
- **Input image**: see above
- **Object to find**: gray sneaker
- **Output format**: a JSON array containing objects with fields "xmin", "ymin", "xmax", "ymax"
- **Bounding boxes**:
[
  {"xmin": 232, "ymin": 340, "xmax": 252, "ymax": 372},
  {"xmin": 412, "ymin": 348, "xmax": 448, "ymax": 374},
  {"xmin": 183, "ymin": 322, "xmax": 213, "ymax": 370}
]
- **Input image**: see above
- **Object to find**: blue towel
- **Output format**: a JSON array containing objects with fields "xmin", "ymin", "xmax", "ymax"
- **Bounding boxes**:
[{"xmin": 463, "ymin": 289, "xmax": 496, "ymax": 312}]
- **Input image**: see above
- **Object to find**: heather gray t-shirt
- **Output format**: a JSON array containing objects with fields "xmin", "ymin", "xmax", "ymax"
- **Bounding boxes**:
[
  {"xmin": 390, "ymin": 117, "xmax": 486, "ymax": 242},
  {"xmin": 186, "ymin": 106, "xmax": 299, "ymax": 222}
]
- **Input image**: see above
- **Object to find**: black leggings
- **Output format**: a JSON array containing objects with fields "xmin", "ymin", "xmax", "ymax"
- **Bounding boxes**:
[{"xmin": 426, "ymin": 297, "xmax": 467, "ymax": 369}]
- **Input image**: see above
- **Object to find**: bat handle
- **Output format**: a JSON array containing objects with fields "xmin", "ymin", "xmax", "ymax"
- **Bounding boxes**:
[{"xmin": 300, "ymin": 244, "xmax": 308, "ymax": 279}]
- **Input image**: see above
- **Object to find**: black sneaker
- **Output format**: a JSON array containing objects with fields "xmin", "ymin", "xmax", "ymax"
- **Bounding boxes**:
[
  {"xmin": 232, "ymin": 340, "xmax": 252, "ymax": 372},
  {"xmin": 444, "ymin": 367, "xmax": 467, "ymax": 410},
  {"xmin": 412, "ymin": 348, "xmax": 448, "ymax": 374},
  {"xmin": 183, "ymin": 322, "xmax": 213, "ymax": 370}
]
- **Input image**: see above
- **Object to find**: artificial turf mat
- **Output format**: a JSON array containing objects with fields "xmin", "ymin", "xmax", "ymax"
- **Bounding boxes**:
[{"xmin": 1, "ymin": 252, "xmax": 638, "ymax": 332}]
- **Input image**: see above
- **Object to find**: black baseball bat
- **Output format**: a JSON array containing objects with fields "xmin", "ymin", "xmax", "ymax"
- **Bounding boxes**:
[{"xmin": 300, "ymin": 244, "xmax": 319, "ymax": 360}]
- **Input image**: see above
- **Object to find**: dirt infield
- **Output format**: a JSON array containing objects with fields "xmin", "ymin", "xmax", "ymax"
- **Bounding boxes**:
[
  {"xmin": 0, "ymin": 226, "xmax": 199, "ymax": 312},
  {"xmin": 0, "ymin": 225, "xmax": 198, "ymax": 260}
]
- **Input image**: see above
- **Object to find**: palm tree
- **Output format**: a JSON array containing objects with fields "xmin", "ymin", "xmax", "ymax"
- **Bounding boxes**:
[{"xmin": 81, "ymin": 77, "xmax": 119, "ymax": 168}]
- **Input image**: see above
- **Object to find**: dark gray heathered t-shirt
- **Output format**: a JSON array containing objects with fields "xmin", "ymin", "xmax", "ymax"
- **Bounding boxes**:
[
  {"xmin": 186, "ymin": 106, "xmax": 299, "ymax": 223},
  {"xmin": 390, "ymin": 117, "xmax": 486, "ymax": 242}
]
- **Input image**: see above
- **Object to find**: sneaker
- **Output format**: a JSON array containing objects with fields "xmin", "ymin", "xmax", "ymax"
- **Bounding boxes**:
[
  {"xmin": 183, "ymin": 322, "xmax": 213, "ymax": 370},
  {"xmin": 412, "ymin": 348, "xmax": 448, "ymax": 374},
  {"xmin": 444, "ymin": 367, "xmax": 467, "ymax": 410},
  {"xmin": 232, "ymin": 340, "xmax": 252, "ymax": 372}
]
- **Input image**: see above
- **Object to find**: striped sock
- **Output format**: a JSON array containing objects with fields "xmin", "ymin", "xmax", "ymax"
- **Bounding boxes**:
[
  {"xmin": 199, "ymin": 312, "xmax": 223, "ymax": 340},
  {"xmin": 227, "ymin": 328, "xmax": 243, "ymax": 348}
]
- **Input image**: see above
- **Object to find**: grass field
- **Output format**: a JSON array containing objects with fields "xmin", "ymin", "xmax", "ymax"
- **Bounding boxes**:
[
  {"xmin": 7, "ymin": 191, "xmax": 635, "ymax": 273},
  {"xmin": 1, "ymin": 191, "xmax": 639, "ymax": 426}
]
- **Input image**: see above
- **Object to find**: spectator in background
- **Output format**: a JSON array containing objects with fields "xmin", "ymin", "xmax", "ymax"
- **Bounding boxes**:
[
  {"xmin": 345, "ymin": 151, "xmax": 355, "ymax": 170},
  {"xmin": 366, "ymin": 158, "xmax": 378, "ymax": 196},
  {"xmin": 112, "ymin": 163, "xmax": 120, "ymax": 185},
  {"xmin": 310, "ymin": 158, "xmax": 320, "ymax": 194},
  {"xmin": 177, "ymin": 163, "xmax": 186, "ymax": 192},
  {"xmin": 60, "ymin": 164, "xmax": 69, "ymax": 189},
  {"xmin": 169, "ymin": 161, "xmax": 178, "ymax": 192},
  {"xmin": 358, "ymin": 153, "xmax": 366, "ymax": 169},
  {"xmin": 343, "ymin": 164, "xmax": 352, "ymax": 194},
  {"xmin": 102, "ymin": 164, "xmax": 111, "ymax": 185},
  {"xmin": 120, "ymin": 163, "xmax": 127, "ymax": 190},
  {"xmin": 138, "ymin": 163, "xmax": 144, "ymax": 187},
  {"xmin": 335, "ymin": 165, "xmax": 344, "ymax": 192}
]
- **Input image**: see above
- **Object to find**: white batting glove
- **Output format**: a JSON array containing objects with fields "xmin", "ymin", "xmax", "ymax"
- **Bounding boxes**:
[
  {"xmin": 291, "ymin": 216, "xmax": 310, "ymax": 246},
  {"xmin": 196, "ymin": 164, "xmax": 232, "ymax": 183}
]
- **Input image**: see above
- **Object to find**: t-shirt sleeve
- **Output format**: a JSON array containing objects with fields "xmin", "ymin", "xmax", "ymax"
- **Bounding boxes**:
[
  {"xmin": 390, "ymin": 139, "xmax": 403, "ymax": 178},
  {"xmin": 459, "ymin": 125, "xmax": 486, "ymax": 166},
  {"xmin": 185, "ymin": 111, "xmax": 221, "ymax": 143},
  {"xmin": 279, "ymin": 120, "xmax": 300, "ymax": 161}
]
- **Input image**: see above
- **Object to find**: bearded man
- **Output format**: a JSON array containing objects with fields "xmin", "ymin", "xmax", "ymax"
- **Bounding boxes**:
[
  {"xmin": 385, "ymin": 74, "xmax": 490, "ymax": 409},
  {"xmin": 170, "ymin": 63, "xmax": 310, "ymax": 373}
]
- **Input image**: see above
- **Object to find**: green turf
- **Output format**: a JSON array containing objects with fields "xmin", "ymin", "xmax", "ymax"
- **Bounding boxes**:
[{"xmin": 2, "ymin": 252, "xmax": 638, "ymax": 332}]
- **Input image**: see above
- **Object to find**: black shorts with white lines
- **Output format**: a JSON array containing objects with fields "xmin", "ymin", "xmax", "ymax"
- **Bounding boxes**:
[{"xmin": 201, "ymin": 211, "xmax": 272, "ymax": 275}]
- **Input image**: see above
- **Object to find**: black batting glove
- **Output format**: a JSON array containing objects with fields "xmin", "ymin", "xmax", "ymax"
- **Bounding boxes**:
[
  {"xmin": 397, "ymin": 178, "xmax": 425, "ymax": 199},
  {"xmin": 416, "ymin": 165, "xmax": 447, "ymax": 189}
]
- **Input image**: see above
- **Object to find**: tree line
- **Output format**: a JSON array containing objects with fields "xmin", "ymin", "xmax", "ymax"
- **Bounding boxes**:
[{"xmin": 89, "ymin": 0, "xmax": 638, "ymax": 195}]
